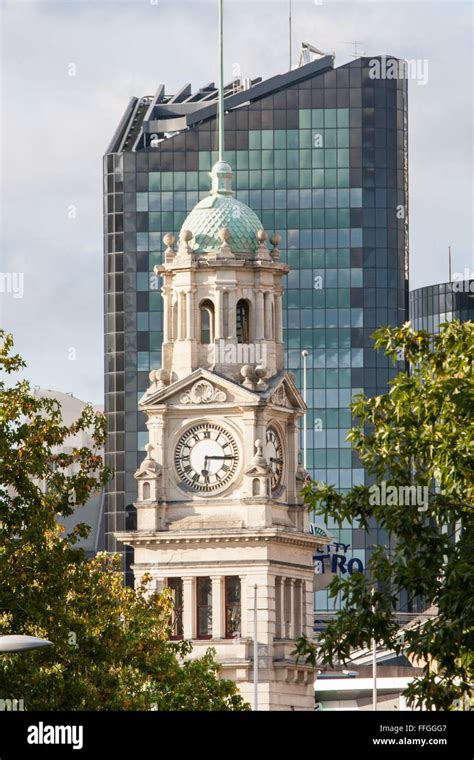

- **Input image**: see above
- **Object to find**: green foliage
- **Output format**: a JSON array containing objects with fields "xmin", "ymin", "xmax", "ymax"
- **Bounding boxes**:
[
  {"xmin": 295, "ymin": 321, "xmax": 474, "ymax": 710},
  {"xmin": 0, "ymin": 331, "xmax": 249, "ymax": 711}
]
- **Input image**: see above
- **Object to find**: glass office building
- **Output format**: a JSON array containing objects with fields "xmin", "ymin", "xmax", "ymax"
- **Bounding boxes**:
[
  {"xmin": 104, "ymin": 50, "xmax": 409, "ymax": 604},
  {"xmin": 410, "ymin": 279, "xmax": 474, "ymax": 332}
]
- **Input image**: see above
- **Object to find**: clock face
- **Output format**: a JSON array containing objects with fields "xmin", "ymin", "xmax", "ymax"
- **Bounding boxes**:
[
  {"xmin": 175, "ymin": 422, "xmax": 239, "ymax": 493},
  {"xmin": 265, "ymin": 426, "xmax": 284, "ymax": 493}
]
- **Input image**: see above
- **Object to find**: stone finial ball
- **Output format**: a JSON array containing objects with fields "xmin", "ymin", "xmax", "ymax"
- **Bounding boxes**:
[
  {"xmin": 149, "ymin": 370, "xmax": 157, "ymax": 383},
  {"xmin": 241, "ymin": 364, "xmax": 254, "ymax": 379},
  {"xmin": 163, "ymin": 232, "xmax": 175, "ymax": 247},
  {"xmin": 270, "ymin": 233, "xmax": 281, "ymax": 247},
  {"xmin": 218, "ymin": 227, "xmax": 231, "ymax": 242},
  {"xmin": 255, "ymin": 439, "xmax": 262, "ymax": 449},
  {"xmin": 255, "ymin": 365, "xmax": 267, "ymax": 379},
  {"xmin": 180, "ymin": 229, "xmax": 193, "ymax": 242},
  {"xmin": 256, "ymin": 229, "xmax": 267, "ymax": 243},
  {"xmin": 154, "ymin": 368, "xmax": 169, "ymax": 386}
]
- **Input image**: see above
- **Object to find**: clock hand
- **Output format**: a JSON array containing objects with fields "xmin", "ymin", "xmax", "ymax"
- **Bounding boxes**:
[{"xmin": 202, "ymin": 455, "xmax": 235, "ymax": 476}]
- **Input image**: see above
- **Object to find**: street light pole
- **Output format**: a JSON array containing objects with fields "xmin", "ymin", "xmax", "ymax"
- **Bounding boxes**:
[
  {"xmin": 302, "ymin": 350, "xmax": 308, "ymax": 470},
  {"xmin": 372, "ymin": 636, "xmax": 377, "ymax": 710},
  {"xmin": 371, "ymin": 587, "xmax": 377, "ymax": 710}
]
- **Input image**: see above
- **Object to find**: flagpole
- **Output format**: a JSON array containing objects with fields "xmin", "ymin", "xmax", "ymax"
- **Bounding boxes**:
[{"xmin": 218, "ymin": 0, "xmax": 224, "ymax": 161}]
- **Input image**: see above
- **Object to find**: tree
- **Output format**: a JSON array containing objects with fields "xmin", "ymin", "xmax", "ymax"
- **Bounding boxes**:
[
  {"xmin": 0, "ymin": 332, "xmax": 249, "ymax": 710},
  {"xmin": 294, "ymin": 321, "xmax": 474, "ymax": 710}
]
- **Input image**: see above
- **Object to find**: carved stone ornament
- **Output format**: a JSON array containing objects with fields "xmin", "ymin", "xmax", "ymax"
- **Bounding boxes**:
[
  {"xmin": 270, "ymin": 384, "xmax": 291, "ymax": 408},
  {"xmin": 180, "ymin": 380, "xmax": 227, "ymax": 404}
]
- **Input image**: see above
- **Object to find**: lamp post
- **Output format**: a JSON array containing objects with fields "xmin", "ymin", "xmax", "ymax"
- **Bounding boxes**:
[
  {"xmin": 0, "ymin": 635, "xmax": 52, "ymax": 653},
  {"xmin": 371, "ymin": 586, "xmax": 377, "ymax": 710}
]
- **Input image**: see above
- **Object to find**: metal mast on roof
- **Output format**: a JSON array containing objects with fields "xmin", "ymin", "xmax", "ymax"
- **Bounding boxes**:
[{"xmin": 218, "ymin": 0, "xmax": 224, "ymax": 161}]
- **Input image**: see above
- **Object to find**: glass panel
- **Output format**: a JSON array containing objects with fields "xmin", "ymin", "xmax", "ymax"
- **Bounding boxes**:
[{"xmin": 236, "ymin": 299, "xmax": 250, "ymax": 343}]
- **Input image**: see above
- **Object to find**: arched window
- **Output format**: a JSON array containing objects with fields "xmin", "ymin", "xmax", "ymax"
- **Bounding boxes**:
[
  {"xmin": 143, "ymin": 482, "xmax": 151, "ymax": 500},
  {"xmin": 200, "ymin": 300, "xmax": 215, "ymax": 344},
  {"xmin": 252, "ymin": 478, "xmax": 260, "ymax": 496},
  {"xmin": 236, "ymin": 299, "xmax": 250, "ymax": 344}
]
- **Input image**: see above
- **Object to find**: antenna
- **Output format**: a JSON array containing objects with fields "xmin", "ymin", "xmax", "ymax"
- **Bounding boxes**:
[
  {"xmin": 289, "ymin": 0, "xmax": 292, "ymax": 70},
  {"xmin": 448, "ymin": 245, "xmax": 452, "ymax": 282},
  {"xmin": 338, "ymin": 40, "xmax": 365, "ymax": 59},
  {"xmin": 218, "ymin": 0, "xmax": 224, "ymax": 161}
]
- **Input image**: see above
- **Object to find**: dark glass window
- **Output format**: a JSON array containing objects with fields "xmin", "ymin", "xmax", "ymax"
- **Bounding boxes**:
[
  {"xmin": 197, "ymin": 577, "xmax": 212, "ymax": 639},
  {"xmin": 200, "ymin": 299, "xmax": 215, "ymax": 344},
  {"xmin": 236, "ymin": 299, "xmax": 250, "ymax": 343},
  {"xmin": 225, "ymin": 577, "xmax": 241, "ymax": 639}
]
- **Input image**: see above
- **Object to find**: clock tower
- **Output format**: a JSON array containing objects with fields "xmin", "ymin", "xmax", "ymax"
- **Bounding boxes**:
[{"xmin": 115, "ymin": 0, "xmax": 329, "ymax": 711}]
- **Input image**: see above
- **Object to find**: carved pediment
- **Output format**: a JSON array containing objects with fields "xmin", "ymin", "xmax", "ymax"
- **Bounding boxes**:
[
  {"xmin": 139, "ymin": 367, "xmax": 259, "ymax": 410},
  {"xmin": 269, "ymin": 385, "xmax": 292, "ymax": 409},
  {"xmin": 265, "ymin": 373, "xmax": 306, "ymax": 413},
  {"xmin": 180, "ymin": 380, "xmax": 227, "ymax": 405}
]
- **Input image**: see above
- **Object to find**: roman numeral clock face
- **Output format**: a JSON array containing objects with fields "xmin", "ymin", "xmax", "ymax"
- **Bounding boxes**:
[
  {"xmin": 265, "ymin": 426, "xmax": 284, "ymax": 494},
  {"xmin": 175, "ymin": 423, "xmax": 239, "ymax": 493}
]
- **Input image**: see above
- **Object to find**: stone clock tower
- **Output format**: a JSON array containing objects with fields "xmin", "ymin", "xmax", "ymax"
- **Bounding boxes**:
[{"xmin": 116, "ymin": 0, "xmax": 329, "ymax": 711}]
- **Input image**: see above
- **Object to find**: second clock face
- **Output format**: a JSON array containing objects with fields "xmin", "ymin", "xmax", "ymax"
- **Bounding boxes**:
[
  {"xmin": 265, "ymin": 426, "xmax": 284, "ymax": 493},
  {"xmin": 175, "ymin": 422, "xmax": 239, "ymax": 493}
]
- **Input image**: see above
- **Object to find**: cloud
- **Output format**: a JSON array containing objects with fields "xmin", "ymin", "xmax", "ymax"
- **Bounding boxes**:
[{"xmin": 1, "ymin": 0, "xmax": 472, "ymax": 402}]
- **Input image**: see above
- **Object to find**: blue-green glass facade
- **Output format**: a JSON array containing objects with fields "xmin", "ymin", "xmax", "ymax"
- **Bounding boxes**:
[
  {"xmin": 104, "ymin": 56, "xmax": 409, "ymax": 610},
  {"xmin": 410, "ymin": 280, "xmax": 474, "ymax": 332}
]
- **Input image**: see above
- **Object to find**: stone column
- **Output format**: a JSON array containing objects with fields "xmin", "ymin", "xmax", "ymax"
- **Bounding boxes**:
[
  {"xmin": 279, "ymin": 576, "xmax": 286, "ymax": 639},
  {"xmin": 211, "ymin": 575, "xmax": 224, "ymax": 639},
  {"xmin": 274, "ymin": 577, "xmax": 281, "ymax": 639},
  {"xmin": 177, "ymin": 291, "xmax": 185, "ymax": 340},
  {"xmin": 302, "ymin": 579, "xmax": 313, "ymax": 637},
  {"xmin": 182, "ymin": 576, "xmax": 195, "ymax": 640},
  {"xmin": 185, "ymin": 289, "xmax": 194, "ymax": 340},
  {"xmin": 288, "ymin": 578, "xmax": 295, "ymax": 639},
  {"xmin": 275, "ymin": 292, "xmax": 283, "ymax": 343},
  {"xmin": 294, "ymin": 580, "xmax": 303, "ymax": 637},
  {"xmin": 215, "ymin": 289, "xmax": 223, "ymax": 340},
  {"xmin": 228, "ymin": 289, "xmax": 237, "ymax": 339},
  {"xmin": 162, "ymin": 285, "xmax": 171, "ymax": 342},
  {"xmin": 256, "ymin": 290, "xmax": 265, "ymax": 340},
  {"xmin": 301, "ymin": 579, "xmax": 306, "ymax": 638},
  {"xmin": 264, "ymin": 292, "xmax": 274, "ymax": 340}
]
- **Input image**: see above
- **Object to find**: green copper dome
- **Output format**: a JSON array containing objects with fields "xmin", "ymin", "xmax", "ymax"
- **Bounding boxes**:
[{"xmin": 180, "ymin": 160, "xmax": 264, "ymax": 255}]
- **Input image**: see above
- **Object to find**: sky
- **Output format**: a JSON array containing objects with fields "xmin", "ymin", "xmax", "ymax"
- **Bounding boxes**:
[{"xmin": 1, "ymin": 0, "xmax": 473, "ymax": 404}]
